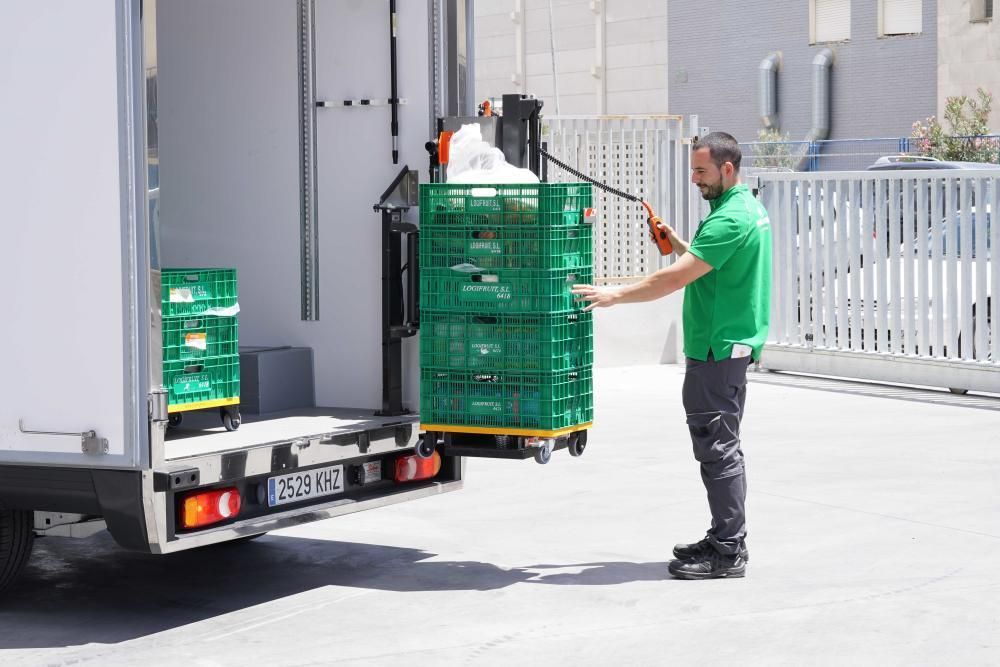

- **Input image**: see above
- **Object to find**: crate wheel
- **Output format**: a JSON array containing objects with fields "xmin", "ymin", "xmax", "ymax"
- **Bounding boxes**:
[
  {"xmin": 415, "ymin": 434, "xmax": 436, "ymax": 459},
  {"xmin": 168, "ymin": 413, "xmax": 183, "ymax": 428},
  {"xmin": 568, "ymin": 430, "xmax": 588, "ymax": 457},
  {"xmin": 534, "ymin": 444, "xmax": 552, "ymax": 465},
  {"xmin": 222, "ymin": 408, "xmax": 241, "ymax": 432}
]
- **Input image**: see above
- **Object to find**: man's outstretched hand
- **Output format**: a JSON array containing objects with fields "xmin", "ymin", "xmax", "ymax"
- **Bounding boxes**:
[{"xmin": 571, "ymin": 284, "xmax": 619, "ymax": 312}]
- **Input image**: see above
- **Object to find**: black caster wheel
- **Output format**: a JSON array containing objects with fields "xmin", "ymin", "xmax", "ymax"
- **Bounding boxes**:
[
  {"xmin": 568, "ymin": 430, "xmax": 588, "ymax": 457},
  {"xmin": 222, "ymin": 408, "xmax": 241, "ymax": 432},
  {"xmin": 415, "ymin": 434, "xmax": 436, "ymax": 459},
  {"xmin": 168, "ymin": 413, "xmax": 183, "ymax": 428},
  {"xmin": 534, "ymin": 443, "xmax": 552, "ymax": 465}
]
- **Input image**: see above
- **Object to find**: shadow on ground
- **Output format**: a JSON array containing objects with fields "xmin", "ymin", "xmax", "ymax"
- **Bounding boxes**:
[{"xmin": 0, "ymin": 532, "xmax": 669, "ymax": 649}]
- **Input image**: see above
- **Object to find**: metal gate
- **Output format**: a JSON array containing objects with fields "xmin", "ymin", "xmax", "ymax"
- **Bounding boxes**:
[
  {"xmin": 542, "ymin": 116, "xmax": 700, "ymax": 284},
  {"xmin": 756, "ymin": 170, "xmax": 999, "ymax": 394}
]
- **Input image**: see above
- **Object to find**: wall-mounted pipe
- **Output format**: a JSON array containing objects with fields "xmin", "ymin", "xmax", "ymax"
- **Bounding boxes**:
[
  {"xmin": 758, "ymin": 52, "xmax": 780, "ymax": 130},
  {"xmin": 798, "ymin": 47, "xmax": 834, "ymax": 170}
]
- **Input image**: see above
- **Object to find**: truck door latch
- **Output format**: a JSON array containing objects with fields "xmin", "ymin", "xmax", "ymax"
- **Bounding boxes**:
[{"xmin": 17, "ymin": 419, "xmax": 109, "ymax": 455}]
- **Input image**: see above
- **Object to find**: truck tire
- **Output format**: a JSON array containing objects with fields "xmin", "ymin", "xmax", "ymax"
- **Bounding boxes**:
[{"xmin": 0, "ymin": 507, "xmax": 34, "ymax": 594}]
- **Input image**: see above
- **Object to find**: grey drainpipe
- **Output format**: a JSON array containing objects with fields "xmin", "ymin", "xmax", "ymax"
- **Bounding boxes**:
[
  {"xmin": 759, "ymin": 53, "xmax": 780, "ymax": 130},
  {"xmin": 797, "ymin": 48, "xmax": 834, "ymax": 170}
]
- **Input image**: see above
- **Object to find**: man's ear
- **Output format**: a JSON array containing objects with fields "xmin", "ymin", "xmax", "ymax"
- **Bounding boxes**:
[{"xmin": 722, "ymin": 161, "xmax": 735, "ymax": 179}]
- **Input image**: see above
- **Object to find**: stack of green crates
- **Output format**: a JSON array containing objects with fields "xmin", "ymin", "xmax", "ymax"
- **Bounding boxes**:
[
  {"xmin": 418, "ymin": 183, "xmax": 594, "ymax": 435},
  {"xmin": 161, "ymin": 268, "xmax": 240, "ymax": 417}
]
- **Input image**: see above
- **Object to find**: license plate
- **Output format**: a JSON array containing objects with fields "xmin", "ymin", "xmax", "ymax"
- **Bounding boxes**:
[{"xmin": 267, "ymin": 465, "xmax": 344, "ymax": 507}]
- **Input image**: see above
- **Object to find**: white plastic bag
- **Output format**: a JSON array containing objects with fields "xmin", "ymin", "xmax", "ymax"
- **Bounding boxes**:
[{"xmin": 446, "ymin": 123, "xmax": 540, "ymax": 184}]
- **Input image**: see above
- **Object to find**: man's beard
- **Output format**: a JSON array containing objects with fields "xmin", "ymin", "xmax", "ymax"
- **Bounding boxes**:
[{"xmin": 699, "ymin": 182, "xmax": 724, "ymax": 200}]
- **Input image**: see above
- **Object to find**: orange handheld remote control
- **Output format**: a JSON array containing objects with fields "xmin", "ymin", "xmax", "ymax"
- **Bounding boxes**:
[{"xmin": 642, "ymin": 201, "xmax": 673, "ymax": 255}]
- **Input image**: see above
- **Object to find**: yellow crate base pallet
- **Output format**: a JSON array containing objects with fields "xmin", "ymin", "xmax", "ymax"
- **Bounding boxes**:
[
  {"xmin": 420, "ymin": 422, "xmax": 592, "ymax": 465},
  {"xmin": 419, "ymin": 422, "xmax": 591, "ymax": 438},
  {"xmin": 167, "ymin": 397, "xmax": 242, "ymax": 432}
]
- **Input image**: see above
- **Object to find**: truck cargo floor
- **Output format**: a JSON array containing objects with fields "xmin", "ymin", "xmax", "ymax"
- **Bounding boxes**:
[{"xmin": 163, "ymin": 407, "xmax": 418, "ymax": 460}]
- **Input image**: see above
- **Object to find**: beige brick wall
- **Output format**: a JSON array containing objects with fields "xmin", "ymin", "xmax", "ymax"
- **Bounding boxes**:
[{"xmin": 938, "ymin": 0, "xmax": 1000, "ymax": 131}]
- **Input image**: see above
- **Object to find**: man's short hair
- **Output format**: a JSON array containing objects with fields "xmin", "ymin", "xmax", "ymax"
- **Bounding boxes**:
[{"xmin": 692, "ymin": 132, "xmax": 742, "ymax": 172}]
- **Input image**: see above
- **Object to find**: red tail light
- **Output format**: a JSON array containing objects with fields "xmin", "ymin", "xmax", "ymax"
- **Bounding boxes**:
[
  {"xmin": 180, "ymin": 487, "xmax": 242, "ymax": 529},
  {"xmin": 395, "ymin": 451, "xmax": 442, "ymax": 483}
]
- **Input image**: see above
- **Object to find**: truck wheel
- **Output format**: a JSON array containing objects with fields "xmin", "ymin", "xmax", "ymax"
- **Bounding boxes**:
[
  {"xmin": 222, "ymin": 409, "xmax": 241, "ymax": 432},
  {"xmin": 0, "ymin": 508, "xmax": 34, "ymax": 594},
  {"xmin": 568, "ymin": 430, "xmax": 588, "ymax": 457}
]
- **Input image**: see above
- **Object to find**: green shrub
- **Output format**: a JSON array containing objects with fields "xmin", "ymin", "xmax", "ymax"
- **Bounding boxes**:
[{"xmin": 911, "ymin": 88, "xmax": 997, "ymax": 163}]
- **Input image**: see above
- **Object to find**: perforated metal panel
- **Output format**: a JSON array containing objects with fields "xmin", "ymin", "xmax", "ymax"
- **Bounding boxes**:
[
  {"xmin": 542, "ymin": 116, "xmax": 694, "ymax": 284},
  {"xmin": 758, "ymin": 169, "xmax": 999, "ymax": 394}
]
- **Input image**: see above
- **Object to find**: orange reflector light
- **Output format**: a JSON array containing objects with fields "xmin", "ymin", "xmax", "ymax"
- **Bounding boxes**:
[
  {"xmin": 394, "ymin": 451, "xmax": 442, "ymax": 483},
  {"xmin": 180, "ymin": 487, "xmax": 242, "ymax": 529}
]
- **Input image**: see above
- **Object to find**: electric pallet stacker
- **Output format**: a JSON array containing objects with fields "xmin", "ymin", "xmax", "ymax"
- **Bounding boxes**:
[{"xmin": 376, "ymin": 94, "xmax": 672, "ymax": 464}]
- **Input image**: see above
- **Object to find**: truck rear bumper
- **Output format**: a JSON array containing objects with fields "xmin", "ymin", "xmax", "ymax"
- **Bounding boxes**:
[
  {"xmin": 144, "ymin": 411, "xmax": 461, "ymax": 552},
  {"xmin": 149, "ymin": 477, "xmax": 462, "ymax": 554},
  {"xmin": 1, "ymin": 412, "xmax": 462, "ymax": 553}
]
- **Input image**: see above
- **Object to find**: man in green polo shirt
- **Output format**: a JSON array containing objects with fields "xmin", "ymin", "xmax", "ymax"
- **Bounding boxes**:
[{"xmin": 572, "ymin": 132, "xmax": 771, "ymax": 580}]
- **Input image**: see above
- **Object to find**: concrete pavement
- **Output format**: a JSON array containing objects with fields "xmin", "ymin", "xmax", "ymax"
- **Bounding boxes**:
[{"xmin": 1, "ymin": 364, "xmax": 998, "ymax": 666}]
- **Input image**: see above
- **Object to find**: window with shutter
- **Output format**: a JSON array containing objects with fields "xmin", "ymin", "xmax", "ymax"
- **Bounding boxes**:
[
  {"xmin": 880, "ymin": 0, "xmax": 922, "ymax": 36},
  {"xmin": 811, "ymin": 0, "xmax": 851, "ymax": 44},
  {"xmin": 971, "ymin": 0, "xmax": 993, "ymax": 22}
]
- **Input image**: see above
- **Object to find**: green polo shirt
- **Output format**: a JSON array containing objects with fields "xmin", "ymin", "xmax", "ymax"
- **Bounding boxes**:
[{"xmin": 683, "ymin": 183, "xmax": 772, "ymax": 361}]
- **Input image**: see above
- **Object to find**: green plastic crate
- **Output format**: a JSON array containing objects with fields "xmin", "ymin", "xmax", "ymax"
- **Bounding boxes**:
[
  {"xmin": 420, "ymin": 367, "xmax": 593, "ymax": 432},
  {"xmin": 420, "ymin": 223, "xmax": 592, "ymax": 271},
  {"xmin": 162, "ymin": 315, "xmax": 238, "ymax": 362},
  {"xmin": 162, "ymin": 268, "xmax": 238, "ymax": 317},
  {"xmin": 419, "ymin": 183, "xmax": 592, "ymax": 229},
  {"xmin": 164, "ymin": 355, "xmax": 240, "ymax": 408},
  {"xmin": 420, "ymin": 310, "xmax": 592, "ymax": 372},
  {"xmin": 420, "ymin": 265, "xmax": 592, "ymax": 314}
]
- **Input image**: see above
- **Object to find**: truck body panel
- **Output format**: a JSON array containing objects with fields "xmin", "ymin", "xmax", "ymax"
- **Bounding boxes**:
[{"xmin": 0, "ymin": 0, "xmax": 147, "ymax": 469}]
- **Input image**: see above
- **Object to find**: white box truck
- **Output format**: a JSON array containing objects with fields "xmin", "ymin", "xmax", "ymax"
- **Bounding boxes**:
[{"xmin": 0, "ymin": 0, "xmax": 472, "ymax": 593}]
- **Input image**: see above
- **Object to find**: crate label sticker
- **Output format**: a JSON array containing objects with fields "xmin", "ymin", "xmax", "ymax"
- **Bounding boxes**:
[
  {"xmin": 184, "ymin": 333, "xmax": 208, "ymax": 351},
  {"xmin": 169, "ymin": 285, "xmax": 209, "ymax": 303},
  {"xmin": 468, "ymin": 239, "xmax": 503, "ymax": 255},
  {"xmin": 169, "ymin": 287, "xmax": 193, "ymax": 303},
  {"xmin": 471, "ymin": 341, "xmax": 503, "ymax": 356},
  {"xmin": 460, "ymin": 283, "xmax": 511, "ymax": 302},
  {"xmin": 467, "ymin": 198, "xmax": 501, "ymax": 212},
  {"xmin": 173, "ymin": 373, "xmax": 211, "ymax": 395},
  {"xmin": 469, "ymin": 399, "xmax": 504, "ymax": 415}
]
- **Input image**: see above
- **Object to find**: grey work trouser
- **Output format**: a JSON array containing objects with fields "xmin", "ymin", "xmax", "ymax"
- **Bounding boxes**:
[{"xmin": 682, "ymin": 353, "xmax": 751, "ymax": 556}]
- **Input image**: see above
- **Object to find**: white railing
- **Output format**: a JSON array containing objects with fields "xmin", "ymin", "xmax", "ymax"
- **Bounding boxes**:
[
  {"xmin": 757, "ymin": 170, "xmax": 999, "ymax": 394},
  {"xmin": 542, "ymin": 116, "xmax": 701, "ymax": 284}
]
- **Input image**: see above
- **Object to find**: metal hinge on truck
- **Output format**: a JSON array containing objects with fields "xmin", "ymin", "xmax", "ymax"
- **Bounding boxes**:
[{"xmin": 149, "ymin": 387, "xmax": 169, "ymax": 423}]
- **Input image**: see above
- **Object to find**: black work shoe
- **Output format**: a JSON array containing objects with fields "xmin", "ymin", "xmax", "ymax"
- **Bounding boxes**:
[
  {"xmin": 668, "ymin": 549, "xmax": 746, "ymax": 580},
  {"xmin": 672, "ymin": 537, "xmax": 749, "ymax": 563}
]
